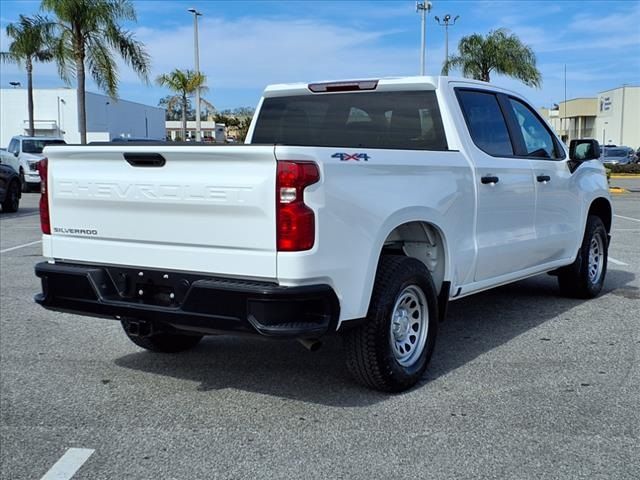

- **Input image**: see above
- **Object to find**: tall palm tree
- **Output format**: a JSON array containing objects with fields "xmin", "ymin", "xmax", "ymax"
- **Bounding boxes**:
[
  {"xmin": 41, "ymin": 0, "xmax": 150, "ymax": 144},
  {"xmin": 1, "ymin": 15, "xmax": 54, "ymax": 137},
  {"xmin": 445, "ymin": 29, "xmax": 542, "ymax": 88},
  {"xmin": 156, "ymin": 69, "xmax": 210, "ymax": 141}
]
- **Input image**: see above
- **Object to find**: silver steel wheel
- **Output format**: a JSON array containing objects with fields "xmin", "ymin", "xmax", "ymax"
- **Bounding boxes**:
[
  {"xmin": 588, "ymin": 233, "xmax": 604, "ymax": 284},
  {"xmin": 389, "ymin": 285, "xmax": 429, "ymax": 367}
]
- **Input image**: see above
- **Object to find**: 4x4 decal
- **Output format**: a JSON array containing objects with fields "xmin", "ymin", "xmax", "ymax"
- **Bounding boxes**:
[{"xmin": 332, "ymin": 152, "xmax": 370, "ymax": 162}]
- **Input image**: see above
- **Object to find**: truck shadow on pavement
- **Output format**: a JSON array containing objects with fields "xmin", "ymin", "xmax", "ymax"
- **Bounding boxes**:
[{"xmin": 115, "ymin": 269, "xmax": 635, "ymax": 407}]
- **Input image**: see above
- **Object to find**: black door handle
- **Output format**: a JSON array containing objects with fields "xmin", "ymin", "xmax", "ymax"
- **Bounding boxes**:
[
  {"xmin": 481, "ymin": 175, "xmax": 499, "ymax": 184},
  {"xmin": 537, "ymin": 175, "xmax": 551, "ymax": 183},
  {"xmin": 124, "ymin": 152, "xmax": 166, "ymax": 167}
]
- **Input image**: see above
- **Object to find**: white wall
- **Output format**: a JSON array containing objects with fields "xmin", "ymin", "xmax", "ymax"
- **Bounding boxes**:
[
  {"xmin": 0, "ymin": 88, "xmax": 76, "ymax": 145},
  {"xmin": 0, "ymin": 88, "xmax": 165, "ymax": 147},
  {"xmin": 594, "ymin": 86, "xmax": 640, "ymax": 149}
]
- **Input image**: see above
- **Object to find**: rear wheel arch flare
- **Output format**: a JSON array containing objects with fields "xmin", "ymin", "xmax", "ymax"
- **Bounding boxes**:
[{"xmin": 380, "ymin": 221, "xmax": 448, "ymax": 295}]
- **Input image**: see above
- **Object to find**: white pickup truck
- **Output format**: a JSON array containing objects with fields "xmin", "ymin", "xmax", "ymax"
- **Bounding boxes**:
[{"xmin": 35, "ymin": 76, "xmax": 611, "ymax": 392}]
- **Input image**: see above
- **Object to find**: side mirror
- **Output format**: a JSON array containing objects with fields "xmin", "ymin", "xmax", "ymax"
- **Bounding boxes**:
[
  {"xmin": 13, "ymin": 151, "xmax": 18, "ymax": 157},
  {"xmin": 569, "ymin": 139, "xmax": 600, "ymax": 161}
]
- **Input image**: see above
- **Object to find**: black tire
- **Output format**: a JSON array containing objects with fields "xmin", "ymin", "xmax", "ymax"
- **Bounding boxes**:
[
  {"xmin": 2, "ymin": 180, "xmax": 20, "ymax": 213},
  {"xmin": 19, "ymin": 168, "xmax": 28, "ymax": 193},
  {"xmin": 121, "ymin": 321, "xmax": 203, "ymax": 353},
  {"xmin": 344, "ymin": 255, "xmax": 438, "ymax": 392},
  {"xmin": 557, "ymin": 215, "xmax": 608, "ymax": 298}
]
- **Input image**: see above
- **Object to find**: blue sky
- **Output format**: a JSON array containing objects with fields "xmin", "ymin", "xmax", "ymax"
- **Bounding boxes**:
[{"xmin": 1, "ymin": 0, "xmax": 639, "ymax": 111}]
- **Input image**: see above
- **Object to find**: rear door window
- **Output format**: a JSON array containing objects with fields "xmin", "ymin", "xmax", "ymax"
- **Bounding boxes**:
[
  {"xmin": 252, "ymin": 91, "xmax": 448, "ymax": 151},
  {"xmin": 456, "ymin": 90, "xmax": 514, "ymax": 157}
]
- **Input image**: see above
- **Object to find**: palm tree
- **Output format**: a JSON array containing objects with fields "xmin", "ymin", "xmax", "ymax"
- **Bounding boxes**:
[
  {"xmin": 1, "ymin": 15, "xmax": 54, "ymax": 137},
  {"xmin": 41, "ymin": 0, "xmax": 150, "ymax": 144},
  {"xmin": 445, "ymin": 29, "xmax": 542, "ymax": 88},
  {"xmin": 156, "ymin": 69, "xmax": 211, "ymax": 141}
]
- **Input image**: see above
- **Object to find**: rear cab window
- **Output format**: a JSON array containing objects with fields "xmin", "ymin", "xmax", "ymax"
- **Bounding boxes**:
[{"xmin": 252, "ymin": 91, "xmax": 448, "ymax": 151}]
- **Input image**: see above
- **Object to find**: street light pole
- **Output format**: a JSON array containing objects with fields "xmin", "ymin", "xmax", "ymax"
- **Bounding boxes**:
[
  {"xmin": 188, "ymin": 7, "xmax": 203, "ymax": 142},
  {"xmin": 416, "ymin": 1, "xmax": 432, "ymax": 75},
  {"xmin": 434, "ymin": 14, "xmax": 459, "ymax": 75},
  {"xmin": 602, "ymin": 121, "xmax": 608, "ymax": 160}
]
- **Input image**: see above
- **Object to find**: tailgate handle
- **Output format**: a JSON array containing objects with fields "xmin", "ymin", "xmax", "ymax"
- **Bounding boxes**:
[{"xmin": 124, "ymin": 152, "xmax": 166, "ymax": 167}]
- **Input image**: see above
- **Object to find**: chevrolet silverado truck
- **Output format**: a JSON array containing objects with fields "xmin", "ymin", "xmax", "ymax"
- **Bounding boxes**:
[{"xmin": 34, "ymin": 76, "xmax": 612, "ymax": 392}]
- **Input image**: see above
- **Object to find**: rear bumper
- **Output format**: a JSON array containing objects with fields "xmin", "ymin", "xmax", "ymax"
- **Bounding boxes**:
[{"xmin": 34, "ymin": 262, "xmax": 340, "ymax": 338}]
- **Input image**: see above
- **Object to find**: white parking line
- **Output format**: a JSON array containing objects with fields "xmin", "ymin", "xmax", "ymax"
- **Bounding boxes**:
[
  {"xmin": 39, "ymin": 448, "xmax": 94, "ymax": 480},
  {"xmin": 0, "ymin": 212, "xmax": 39, "ymax": 220},
  {"xmin": 614, "ymin": 214, "xmax": 640, "ymax": 223},
  {"xmin": 0, "ymin": 240, "xmax": 41, "ymax": 254},
  {"xmin": 608, "ymin": 257, "xmax": 628, "ymax": 266}
]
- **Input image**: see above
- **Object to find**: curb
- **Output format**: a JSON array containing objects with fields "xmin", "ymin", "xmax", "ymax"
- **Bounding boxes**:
[
  {"xmin": 609, "ymin": 187, "xmax": 628, "ymax": 194},
  {"xmin": 610, "ymin": 174, "xmax": 640, "ymax": 178}
]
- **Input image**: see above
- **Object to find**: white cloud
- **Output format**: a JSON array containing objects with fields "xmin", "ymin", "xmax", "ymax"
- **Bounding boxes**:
[
  {"xmin": 135, "ymin": 16, "xmax": 437, "ymax": 90},
  {"xmin": 568, "ymin": 7, "xmax": 640, "ymax": 32}
]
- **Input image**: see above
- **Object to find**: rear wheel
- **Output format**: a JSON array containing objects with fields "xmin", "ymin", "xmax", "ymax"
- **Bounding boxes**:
[
  {"xmin": 2, "ymin": 180, "xmax": 20, "ymax": 213},
  {"xmin": 121, "ymin": 320, "xmax": 203, "ymax": 353},
  {"xmin": 344, "ymin": 255, "xmax": 438, "ymax": 392},
  {"xmin": 558, "ymin": 215, "xmax": 608, "ymax": 298}
]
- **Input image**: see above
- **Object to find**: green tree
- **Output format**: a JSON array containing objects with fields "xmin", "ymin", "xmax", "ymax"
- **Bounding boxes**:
[
  {"xmin": 158, "ymin": 95, "xmax": 184, "ymax": 121},
  {"xmin": 445, "ymin": 29, "xmax": 542, "ymax": 87},
  {"xmin": 235, "ymin": 116, "xmax": 252, "ymax": 143},
  {"xmin": 1, "ymin": 15, "xmax": 54, "ymax": 137},
  {"xmin": 156, "ymin": 69, "xmax": 211, "ymax": 140},
  {"xmin": 42, "ymin": 0, "xmax": 150, "ymax": 144}
]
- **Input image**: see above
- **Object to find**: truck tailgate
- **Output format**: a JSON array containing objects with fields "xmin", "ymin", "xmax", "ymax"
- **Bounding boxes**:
[{"xmin": 44, "ymin": 145, "xmax": 277, "ymax": 279}]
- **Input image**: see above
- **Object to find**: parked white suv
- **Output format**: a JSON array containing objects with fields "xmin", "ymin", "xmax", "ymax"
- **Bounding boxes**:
[
  {"xmin": 34, "ymin": 76, "xmax": 611, "ymax": 392},
  {"xmin": 6, "ymin": 136, "xmax": 66, "ymax": 191}
]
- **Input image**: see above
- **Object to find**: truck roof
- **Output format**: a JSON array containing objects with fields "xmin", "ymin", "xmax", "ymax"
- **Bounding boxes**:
[
  {"xmin": 262, "ymin": 75, "xmax": 523, "ymax": 99},
  {"xmin": 12, "ymin": 135, "xmax": 65, "ymax": 141}
]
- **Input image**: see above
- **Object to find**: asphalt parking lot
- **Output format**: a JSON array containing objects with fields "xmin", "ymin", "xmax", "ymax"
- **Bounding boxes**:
[{"xmin": 1, "ymin": 190, "xmax": 639, "ymax": 480}]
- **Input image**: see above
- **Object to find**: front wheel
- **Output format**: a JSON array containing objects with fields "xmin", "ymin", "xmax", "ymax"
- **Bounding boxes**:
[
  {"xmin": 19, "ymin": 168, "xmax": 28, "ymax": 193},
  {"xmin": 121, "ymin": 320, "xmax": 203, "ymax": 353},
  {"xmin": 557, "ymin": 215, "xmax": 608, "ymax": 298},
  {"xmin": 344, "ymin": 255, "xmax": 438, "ymax": 392}
]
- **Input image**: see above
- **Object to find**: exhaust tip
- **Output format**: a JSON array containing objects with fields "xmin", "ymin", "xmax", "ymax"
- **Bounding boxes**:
[{"xmin": 297, "ymin": 338, "xmax": 322, "ymax": 352}]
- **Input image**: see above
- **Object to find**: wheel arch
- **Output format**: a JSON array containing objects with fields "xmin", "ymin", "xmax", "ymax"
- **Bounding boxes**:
[
  {"xmin": 588, "ymin": 197, "xmax": 612, "ymax": 234},
  {"xmin": 380, "ymin": 220, "xmax": 448, "ymax": 294},
  {"xmin": 358, "ymin": 208, "xmax": 451, "ymax": 321}
]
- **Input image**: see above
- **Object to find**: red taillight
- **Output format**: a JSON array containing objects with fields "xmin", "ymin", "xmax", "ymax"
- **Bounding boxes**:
[
  {"xmin": 276, "ymin": 161, "xmax": 320, "ymax": 251},
  {"xmin": 37, "ymin": 158, "xmax": 50, "ymax": 234}
]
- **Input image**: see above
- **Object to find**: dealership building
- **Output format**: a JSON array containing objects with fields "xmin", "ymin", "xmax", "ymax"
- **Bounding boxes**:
[
  {"xmin": 0, "ymin": 87, "xmax": 165, "ymax": 146},
  {"xmin": 540, "ymin": 85, "xmax": 640, "ymax": 149}
]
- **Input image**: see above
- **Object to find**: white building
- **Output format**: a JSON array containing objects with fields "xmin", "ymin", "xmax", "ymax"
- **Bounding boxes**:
[
  {"xmin": 165, "ymin": 120, "xmax": 227, "ymax": 142},
  {"xmin": 593, "ymin": 85, "xmax": 640, "ymax": 148},
  {"xmin": 540, "ymin": 85, "xmax": 639, "ymax": 149},
  {"xmin": 0, "ymin": 88, "xmax": 165, "ymax": 146}
]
